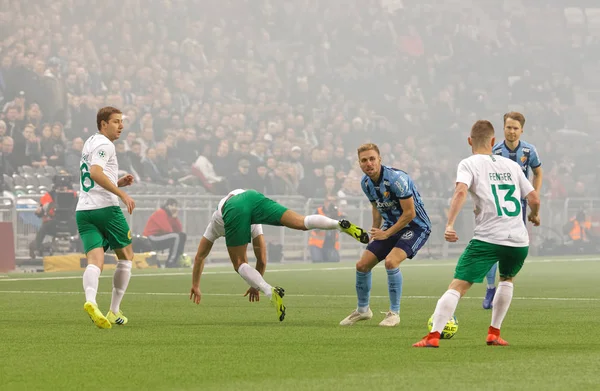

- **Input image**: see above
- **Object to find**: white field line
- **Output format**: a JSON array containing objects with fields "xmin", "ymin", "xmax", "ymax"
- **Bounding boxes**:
[
  {"xmin": 0, "ymin": 257, "xmax": 599, "ymax": 282},
  {"xmin": 0, "ymin": 290, "xmax": 597, "ymax": 302}
]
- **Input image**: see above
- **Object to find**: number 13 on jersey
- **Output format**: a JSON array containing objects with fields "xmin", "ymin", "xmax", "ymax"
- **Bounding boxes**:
[{"xmin": 491, "ymin": 184, "xmax": 520, "ymax": 217}]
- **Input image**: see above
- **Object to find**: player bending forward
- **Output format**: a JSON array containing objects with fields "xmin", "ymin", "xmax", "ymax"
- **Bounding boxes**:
[
  {"xmin": 78, "ymin": 107, "xmax": 137, "ymax": 329},
  {"xmin": 190, "ymin": 188, "xmax": 369, "ymax": 321},
  {"xmin": 413, "ymin": 120, "xmax": 540, "ymax": 348}
]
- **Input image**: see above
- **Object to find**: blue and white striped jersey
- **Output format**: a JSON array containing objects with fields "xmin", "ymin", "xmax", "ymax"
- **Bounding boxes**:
[
  {"xmin": 492, "ymin": 140, "xmax": 541, "ymax": 179},
  {"xmin": 361, "ymin": 165, "xmax": 431, "ymax": 231}
]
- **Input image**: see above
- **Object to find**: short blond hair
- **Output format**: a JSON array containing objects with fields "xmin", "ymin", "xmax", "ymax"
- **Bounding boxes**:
[
  {"xmin": 470, "ymin": 120, "xmax": 495, "ymax": 146},
  {"xmin": 357, "ymin": 143, "xmax": 380, "ymax": 157}
]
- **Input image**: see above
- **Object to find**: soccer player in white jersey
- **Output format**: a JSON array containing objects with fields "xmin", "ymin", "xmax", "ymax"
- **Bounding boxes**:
[
  {"xmin": 189, "ymin": 201, "xmax": 268, "ymax": 304},
  {"xmin": 77, "ymin": 106, "xmax": 137, "ymax": 329},
  {"xmin": 190, "ymin": 188, "xmax": 369, "ymax": 322},
  {"xmin": 413, "ymin": 120, "xmax": 540, "ymax": 348}
]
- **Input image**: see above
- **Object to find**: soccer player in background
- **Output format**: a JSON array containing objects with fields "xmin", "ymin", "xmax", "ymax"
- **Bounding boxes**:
[
  {"xmin": 189, "ymin": 188, "xmax": 369, "ymax": 322},
  {"xmin": 339, "ymin": 143, "xmax": 431, "ymax": 327},
  {"xmin": 483, "ymin": 112, "xmax": 543, "ymax": 309},
  {"xmin": 77, "ymin": 107, "xmax": 137, "ymax": 329},
  {"xmin": 413, "ymin": 120, "xmax": 540, "ymax": 348}
]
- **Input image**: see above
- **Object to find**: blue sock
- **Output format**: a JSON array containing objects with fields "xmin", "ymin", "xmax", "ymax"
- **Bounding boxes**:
[
  {"xmin": 486, "ymin": 263, "xmax": 498, "ymax": 288},
  {"xmin": 386, "ymin": 268, "xmax": 403, "ymax": 313},
  {"xmin": 356, "ymin": 270, "xmax": 372, "ymax": 310}
]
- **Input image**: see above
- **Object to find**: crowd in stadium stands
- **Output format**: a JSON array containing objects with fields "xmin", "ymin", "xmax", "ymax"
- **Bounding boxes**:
[{"xmin": 1, "ymin": 0, "xmax": 599, "ymax": 204}]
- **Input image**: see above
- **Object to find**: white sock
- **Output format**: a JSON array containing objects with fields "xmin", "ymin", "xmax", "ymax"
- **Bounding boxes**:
[
  {"xmin": 83, "ymin": 264, "xmax": 101, "ymax": 305},
  {"xmin": 431, "ymin": 289, "xmax": 461, "ymax": 334},
  {"xmin": 303, "ymin": 214, "xmax": 339, "ymax": 230},
  {"xmin": 110, "ymin": 260, "xmax": 132, "ymax": 314},
  {"xmin": 238, "ymin": 263, "xmax": 273, "ymax": 298},
  {"xmin": 487, "ymin": 284, "xmax": 496, "ymax": 289},
  {"xmin": 357, "ymin": 306, "xmax": 370, "ymax": 313},
  {"xmin": 491, "ymin": 281, "xmax": 514, "ymax": 329}
]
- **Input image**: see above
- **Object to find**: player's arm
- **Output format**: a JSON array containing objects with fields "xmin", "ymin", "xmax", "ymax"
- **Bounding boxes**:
[
  {"xmin": 374, "ymin": 173, "xmax": 416, "ymax": 238},
  {"xmin": 531, "ymin": 166, "xmax": 543, "ymax": 193},
  {"xmin": 252, "ymin": 234, "xmax": 267, "ymax": 275},
  {"xmin": 519, "ymin": 169, "xmax": 541, "ymax": 226},
  {"xmin": 445, "ymin": 160, "xmax": 472, "ymax": 242},
  {"xmin": 530, "ymin": 146, "xmax": 543, "ymax": 193},
  {"xmin": 190, "ymin": 236, "xmax": 214, "ymax": 304},
  {"xmin": 446, "ymin": 182, "xmax": 469, "ymax": 229},
  {"xmin": 243, "ymin": 225, "xmax": 267, "ymax": 301},
  {"xmin": 117, "ymin": 174, "xmax": 134, "ymax": 187},
  {"xmin": 371, "ymin": 202, "xmax": 383, "ymax": 229},
  {"xmin": 90, "ymin": 165, "xmax": 136, "ymax": 214},
  {"xmin": 383, "ymin": 197, "xmax": 416, "ymax": 237}
]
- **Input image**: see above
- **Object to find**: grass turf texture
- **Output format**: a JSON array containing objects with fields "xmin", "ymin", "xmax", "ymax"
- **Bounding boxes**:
[{"xmin": 1, "ymin": 256, "xmax": 599, "ymax": 391}]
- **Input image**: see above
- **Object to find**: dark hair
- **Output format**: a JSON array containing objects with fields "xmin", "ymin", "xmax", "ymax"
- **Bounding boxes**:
[
  {"xmin": 96, "ymin": 106, "xmax": 122, "ymax": 130},
  {"xmin": 164, "ymin": 198, "xmax": 178, "ymax": 208}
]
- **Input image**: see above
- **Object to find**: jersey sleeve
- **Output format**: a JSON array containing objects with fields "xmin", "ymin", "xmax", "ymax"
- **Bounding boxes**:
[
  {"xmin": 392, "ymin": 172, "xmax": 413, "ymax": 199},
  {"xmin": 360, "ymin": 178, "xmax": 376, "ymax": 202},
  {"xmin": 89, "ymin": 142, "xmax": 115, "ymax": 170},
  {"xmin": 455, "ymin": 159, "xmax": 473, "ymax": 188},
  {"xmin": 529, "ymin": 145, "xmax": 542, "ymax": 168},
  {"xmin": 250, "ymin": 224, "xmax": 264, "ymax": 239}
]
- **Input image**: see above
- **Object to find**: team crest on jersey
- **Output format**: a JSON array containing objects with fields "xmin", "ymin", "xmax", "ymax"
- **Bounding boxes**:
[
  {"xmin": 401, "ymin": 230, "xmax": 414, "ymax": 240},
  {"xmin": 383, "ymin": 191, "xmax": 390, "ymax": 198},
  {"xmin": 520, "ymin": 155, "xmax": 527, "ymax": 164},
  {"xmin": 98, "ymin": 149, "xmax": 107, "ymax": 159}
]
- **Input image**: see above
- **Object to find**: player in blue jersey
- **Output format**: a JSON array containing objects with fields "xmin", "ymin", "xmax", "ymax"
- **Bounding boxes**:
[
  {"xmin": 483, "ymin": 112, "xmax": 543, "ymax": 309},
  {"xmin": 340, "ymin": 143, "xmax": 431, "ymax": 327}
]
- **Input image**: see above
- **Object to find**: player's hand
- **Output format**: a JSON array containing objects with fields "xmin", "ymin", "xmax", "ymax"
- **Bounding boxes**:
[
  {"xmin": 369, "ymin": 227, "xmax": 389, "ymax": 241},
  {"xmin": 444, "ymin": 226, "xmax": 459, "ymax": 242},
  {"xmin": 120, "ymin": 193, "xmax": 136, "ymax": 214},
  {"xmin": 243, "ymin": 287, "xmax": 260, "ymax": 302},
  {"xmin": 528, "ymin": 213, "xmax": 540, "ymax": 226},
  {"xmin": 118, "ymin": 174, "xmax": 135, "ymax": 187},
  {"xmin": 190, "ymin": 286, "xmax": 202, "ymax": 304}
]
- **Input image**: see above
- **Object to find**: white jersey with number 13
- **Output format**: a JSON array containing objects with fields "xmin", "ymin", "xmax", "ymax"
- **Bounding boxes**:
[{"xmin": 456, "ymin": 154, "xmax": 534, "ymax": 247}]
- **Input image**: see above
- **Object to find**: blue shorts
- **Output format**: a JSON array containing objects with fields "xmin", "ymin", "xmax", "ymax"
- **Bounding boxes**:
[{"xmin": 366, "ymin": 226, "xmax": 430, "ymax": 261}]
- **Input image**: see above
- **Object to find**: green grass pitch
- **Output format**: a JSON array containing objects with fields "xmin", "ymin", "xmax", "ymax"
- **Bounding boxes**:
[{"xmin": 1, "ymin": 256, "xmax": 599, "ymax": 390}]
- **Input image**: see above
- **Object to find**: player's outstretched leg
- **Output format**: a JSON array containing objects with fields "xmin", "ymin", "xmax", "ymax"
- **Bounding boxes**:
[
  {"xmin": 338, "ymin": 219, "xmax": 370, "ymax": 244},
  {"xmin": 487, "ymin": 280, "xmax": 514, "ymax": 346},
  {"xmin": 483, "ymin": 262, "xmax": 498, "ymax": 309},
  {"xmin": 280, "ymin": 210, "xmax": 369, "ymax": 244}
]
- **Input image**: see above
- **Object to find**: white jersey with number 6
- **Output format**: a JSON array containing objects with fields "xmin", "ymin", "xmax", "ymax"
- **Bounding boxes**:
[
  {"xmin": 76, "ymin": 133, "xmax": 119, "ymax": 211},
  {"xmin": 456, "ymin": 154, "xmax": 534, "ymax": 247}
]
